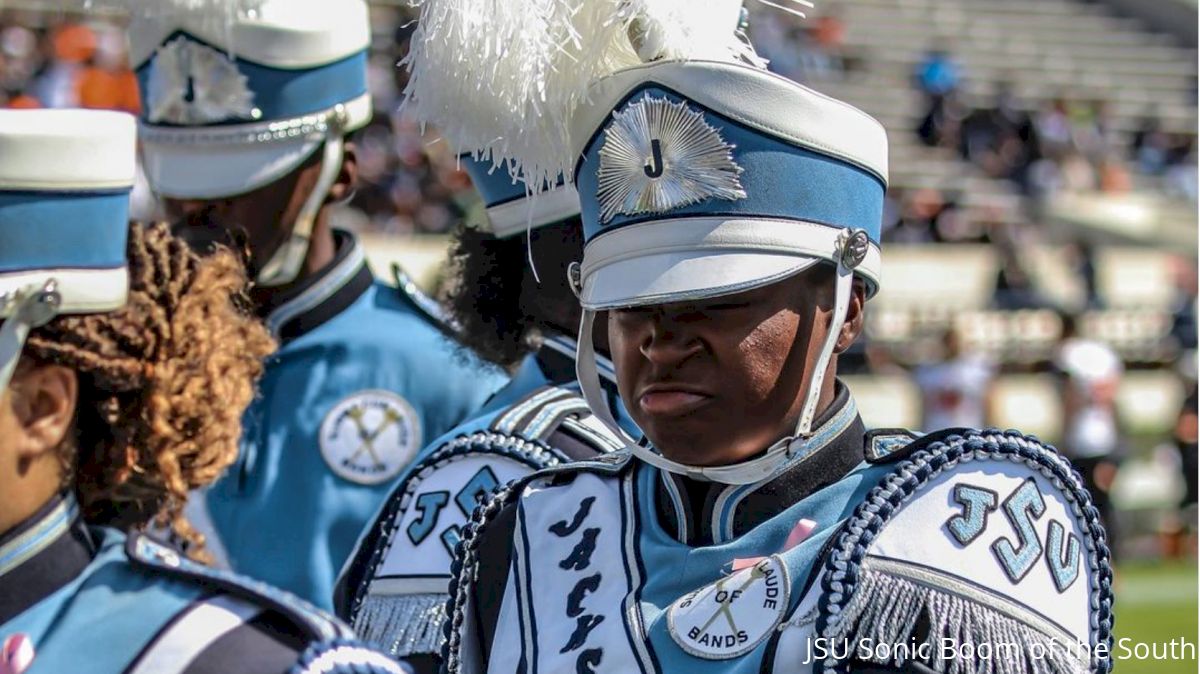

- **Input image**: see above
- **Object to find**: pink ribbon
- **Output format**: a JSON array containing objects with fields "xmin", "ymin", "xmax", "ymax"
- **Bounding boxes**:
[
  {"xmin": 731, "ymin": 518, "xmax": 818, "ymax": 571},
  {"xmin": 0, "ymin": 634, "xmax": 34, "ymax": 674}
]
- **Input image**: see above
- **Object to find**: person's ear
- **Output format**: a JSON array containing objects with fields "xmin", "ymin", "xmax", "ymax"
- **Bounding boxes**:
[
  {"xmin": 9, "ymin": 364, "xmax": 77, "ymax": 463},
  {"xmin": 834, "ymin": 279, "xmax": 867, "ymax": 354},
  {"xmin": 328, "ymin": 141, "xmax": 359, "ymax": 203}
]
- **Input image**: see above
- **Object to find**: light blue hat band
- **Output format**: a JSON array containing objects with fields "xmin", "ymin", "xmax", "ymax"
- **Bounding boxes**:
[
  {"xmin": 0, "ymin": 191, "xmax": 130, "ymax": 273},
  {"xmin": 459, "ymin": 155, "xmax": 527, "ymax": 208},
  {"xmin": 137, "ymin": 33, "xmax": 369, "ymax": 127},
  {"xmin": 460, "ymin": 154, "xmax": 570, "ymax": 209},
  {"xmin": 574, "ymin": 87, "xmax": 885, "ymax": 244}
]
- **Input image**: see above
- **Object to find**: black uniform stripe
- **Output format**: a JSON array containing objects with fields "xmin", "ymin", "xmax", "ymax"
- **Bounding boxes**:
[{"xmin": 182, "ymin": 610, "xmax": 311, "ymax": 674}]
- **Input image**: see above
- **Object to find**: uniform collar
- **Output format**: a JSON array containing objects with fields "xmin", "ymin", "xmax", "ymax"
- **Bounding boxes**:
[
  {"xmin": 0, "ymin": 493, "xmax": 95, "ymax": 625},
  {"xmin": 653, "ymin": 382, "xmax": 866, "ymax": 546},
  {"xmin": 261, "ymin": 229, "xmax": 374, "ymax": 343},
  {"xmin": 538, "ymin": 333, "xmax": 617, "ymax": 386}
]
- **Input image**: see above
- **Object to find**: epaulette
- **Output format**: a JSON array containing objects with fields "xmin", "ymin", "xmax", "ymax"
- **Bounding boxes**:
[
  {"xmin": 346, "ymin": 430, "xmax": 566, "ymax": 631},
  {"xmin": 491, "ymin": 384, "xmax": 626, "ymax": 451},
  {"xmin": 816, "ymin": 429, "xmax": 1113, "ymax": 674},
  {"xmin": 441, "ymin": 448, "xmax": 634, "ymax": 674},
  {"xmin": 862, "ymin": 427, "xmax": 923, "ymax": 463},
  {"xmin": 391, "ymin": 263, "xmax": 460, "ymax": 337},
  {"xmin": 126, "ymin": 533, "xmax": 352, "ymax": 644},
  {"xmin": 346, "ymin": 405, "xmax": 630, "ymax": 655}
]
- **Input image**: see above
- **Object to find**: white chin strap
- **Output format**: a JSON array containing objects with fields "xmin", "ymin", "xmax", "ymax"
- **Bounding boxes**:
[
  {"xmin": 0, "ymin": 281, "xmax": 63, "ymax": 393},
  {"xmin": 575, "ymin": 255, "xmax": 856, "ymax": 486},
  {"xmin": 255, "ymin": 135, "xmax": 345, "ymax": 287}
]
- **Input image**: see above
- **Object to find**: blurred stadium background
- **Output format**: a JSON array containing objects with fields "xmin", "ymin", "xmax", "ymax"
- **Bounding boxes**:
[{"xmin": 0, "ymin": 0, "xmax": 1195, "ymax": 669}]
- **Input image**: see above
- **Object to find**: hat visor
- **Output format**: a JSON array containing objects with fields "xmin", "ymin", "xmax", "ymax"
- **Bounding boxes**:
[
  {"xmin": 0, "ymin": 267, "xmax": 128, "ymax": 317},
  {"xmin": 579, "ymin": 249, "xmax": 822, "ymax": 310},
  {"xmin": 576, "ymin": 215, "xmax": 886, "ymax": 310},
  {"xmin": 141, "ymin": 134, "xmax": 321, "ymax": 200}
]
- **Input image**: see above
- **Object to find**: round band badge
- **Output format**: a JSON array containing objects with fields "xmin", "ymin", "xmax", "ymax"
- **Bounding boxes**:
[
  {"xmin": 319, "ymin": 390, "xmax": 422, "ymax": 485},
  {"xmin": 667, "ymin": 555, "xmax": 790, "ymax": 659}
]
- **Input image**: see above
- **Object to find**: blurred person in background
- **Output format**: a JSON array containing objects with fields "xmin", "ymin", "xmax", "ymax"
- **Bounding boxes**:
[
  {"xmin": 884, "ymin": 186, "xmax": 942, "ymax": 243},
  {"xmin": 1074, "ymin": 99, "xmax": 1120, "ymax": 163},
  {"xmin": 1, "ymin": 20, "xmax": 40, "ymax": 106},
  {"xmin": 1164, "ymin": 137, "xmax": 1197, "ymax": 202},
  {"xmin": 1158, "ymin": 359, "xmax": 1199, "ymax": 559},
  {"xmin": 1133, "ymin": 112, "xmax": 1174, "ymax": 174},
  {"xmin": 914, "ymin": 327, "xmax": 996, "ymax": 431},
  {"xmin": 914, "ymin": 39, "xmax": 963, "ymax": 147},
  {"xmin": 1056, "ymin": 312, "xmax": 1125, "ymax": 557},
  {"xmin": 1168, "ymin": 255, "xmax": 1198, "ymax": 352},
  {"xmin": 958, "ymin": 80, "xmax": 1036, "ymax": 183},
  {"xmin": 799, "ymin": 4, "xmax": 847, "ymax": 80},
  {"xmin": 74, "ymin": 25, "xmax": 137, "ymax": 114},
  {"xmin": 32, "ymin": 20, "xmax": 93, "ymax": 109},
  {"xmin": 914, "ymin": 38, "xmax": 962, "ymax": 99},
  {"xmin": 1173, "ymin": 378, "xmax": 1197, "ymax": 546},
  {"xmin": 1034, "ymin": 96, "xmax": 1075, "ymax": 160}
]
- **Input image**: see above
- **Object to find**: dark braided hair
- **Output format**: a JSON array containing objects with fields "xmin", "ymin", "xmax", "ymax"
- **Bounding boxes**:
[
  {"xmin": 443, "ymin": 218, "xmax": 585, "ymax": 369},
  {"xmin": 22, "ymin": 222, "xmax": 275, "ymax": 559}
]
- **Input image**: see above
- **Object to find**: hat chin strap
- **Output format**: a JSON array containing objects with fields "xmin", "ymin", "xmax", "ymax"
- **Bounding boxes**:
[
  {"xmin": 255, "ymin": 135, "xmax": 345, "ymax": 288},
  {"xmin": 0, "ymin": 281, "xmax": 63, "ymax": 393},
  {"xmin": 574, "ymin": 257, "xmax": 854, "ymax": 486}
]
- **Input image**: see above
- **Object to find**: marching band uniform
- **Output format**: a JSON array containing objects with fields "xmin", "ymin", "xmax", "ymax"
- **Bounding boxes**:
[
  {"xmin": 419, "ymin": 7, "xmax": 1115, "ymax": 673},
  {"xmin": 336, "ymin": 158, "xmax": 635, "ymax": 670},
  {"xmin": 0, "ymin": 109, "xmax": 408, "ymax": 674},
  {"xmin": 0, "ymin": 495, "xmax": 410, "ymax": 674},
  {"xmin": 127, "ymin": 0, "xmax": 506, "ymax": 609}
]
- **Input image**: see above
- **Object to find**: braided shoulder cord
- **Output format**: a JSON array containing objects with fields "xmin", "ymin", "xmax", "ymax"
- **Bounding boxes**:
[{"xmin": 439, "ymin": 472, "xmax": 534, "ymax": 674}]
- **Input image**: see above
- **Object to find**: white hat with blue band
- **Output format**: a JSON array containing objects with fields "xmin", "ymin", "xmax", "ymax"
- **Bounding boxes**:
[
  {"xmin": 397, "ymin": 0, "xmax": 888, "ymax": 484},
  {"xmin": 0, "ymin": 109, "xmax": 136, "ymax": 391},
  {"xmin": 458, "ymin": 155, "xmax": 580, "ymax": 238},
  {"xmin": 128, "ymin": 0, "xmax": 372, "ymax": 286},
  {"xmin": 569, "ymin": 59, "xmax": 887, "ymax": 310}
]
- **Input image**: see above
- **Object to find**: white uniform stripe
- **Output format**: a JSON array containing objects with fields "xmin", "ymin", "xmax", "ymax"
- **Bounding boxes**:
[
  {"xmin": 523, "ymin": 397, "xmax": 590, "ymax": 439},
  {"xmin": 494, "ymin": 388, "xmax": 571, "ymax": 434},
  {"xmin": 129, "ymin": 594, "xmax": 263, "ymax": 674},
  {"xmin": 560, "ymin": 417, "xmax": 624, "ymax": 453},
  {"xmin": 622, "ymin": 470, "xmax": 657, "ymax": 673}
]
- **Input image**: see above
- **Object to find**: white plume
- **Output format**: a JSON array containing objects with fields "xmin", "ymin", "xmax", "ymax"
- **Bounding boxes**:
[{"xmin": 402, "ymin": 0, "xmax": 809, "ymax": 191}]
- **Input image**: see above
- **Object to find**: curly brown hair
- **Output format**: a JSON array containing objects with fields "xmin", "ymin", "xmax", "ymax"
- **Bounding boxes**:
[{"xmin": 22, "ymin": 222, "xmax": 275, "ymax": 559}]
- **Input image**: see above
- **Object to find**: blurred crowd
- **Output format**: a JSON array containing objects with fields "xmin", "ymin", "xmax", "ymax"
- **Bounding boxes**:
[
  {"xmin": 341, "ymin": 9, "xmax": 477, "ymax": 237},
  {"xmin": 749, "ymin": 4, "xmax": 1197, "ymax": 204},
  {"xmin": 0, "ymin": 7, "xmax": 476, "ymax": 236},
  {"xmin": 911, "ymin": 44, "xmax": 1198, "ymax": 203},
  {"xmin": 0, "ymin": 11, "xmax": 138, "ymax": 113},
  {"xmin": 6, "ymin": 7, "xmax": 1196, "ymax": 236}
]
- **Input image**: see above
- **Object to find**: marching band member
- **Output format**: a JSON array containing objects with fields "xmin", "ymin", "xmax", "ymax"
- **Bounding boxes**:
[
  {"xmin": 336, "ymin": 157, "xmax": 634, "ymax": 672},
  {"xmin": 402, "ymin": 1, "xmax": 1114, "ymax": 672},
  {"xmin": 0, "ymin": 109, "xmax": 408, "ymax": 674},
  {"xmin": 125, "ymin": 0, "xmax": 506, "ymax": 608}
]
